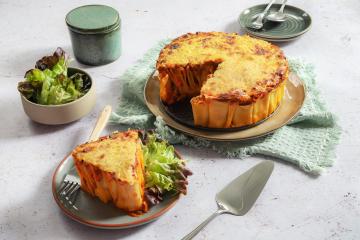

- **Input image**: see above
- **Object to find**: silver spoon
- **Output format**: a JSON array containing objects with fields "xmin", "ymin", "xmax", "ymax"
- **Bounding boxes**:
[
  {"xmin": 249, "ymin": 0, "xmax": 276, "ymax": 29},
  {"xmin": 181, "ymin": 161, "xmax": 274, "ymax": 240},
  {"xmin": 266, "ymin": 0, "xmax": 287, "ymax": 22}
]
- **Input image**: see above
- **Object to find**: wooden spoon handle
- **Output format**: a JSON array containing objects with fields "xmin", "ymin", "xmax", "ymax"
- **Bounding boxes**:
[{"xmin": 88, "ymin": 105, "xmax": 112, "ymax": 141}]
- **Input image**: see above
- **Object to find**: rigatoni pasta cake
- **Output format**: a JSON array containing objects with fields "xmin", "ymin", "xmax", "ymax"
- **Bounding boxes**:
[
  {"xmin": 72, "ymin": 130, "xmax": 192, "ymax": 215},
  {"xmin": 156, "ymin": 32, "xmax": 289, "ymax": 128},
  {"xmin": 72, "ymin": 130, "xmax": 148, "ymax": 214}
]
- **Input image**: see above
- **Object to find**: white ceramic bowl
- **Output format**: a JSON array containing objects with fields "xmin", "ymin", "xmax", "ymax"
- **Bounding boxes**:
[{"xmin": 20, "ymin": 67, "xmax": 96, "ymax": 125}]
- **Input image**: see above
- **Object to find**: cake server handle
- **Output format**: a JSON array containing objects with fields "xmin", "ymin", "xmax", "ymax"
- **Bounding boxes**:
[
  {"xmin": 89, "ymin": 105, "xmax": 112, "ymax": 141},
  {"xmin": 181, "ymin": 209, "xmax": 226, "ymax": 240}
]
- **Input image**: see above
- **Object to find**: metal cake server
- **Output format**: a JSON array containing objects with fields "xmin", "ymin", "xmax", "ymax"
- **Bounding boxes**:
[{"xmin": 181, "ymin": 160, "xmax": 274, "ymax": 240}]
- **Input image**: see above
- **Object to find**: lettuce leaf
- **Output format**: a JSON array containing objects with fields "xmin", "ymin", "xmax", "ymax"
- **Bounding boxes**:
[
  {"xmin": 142, "ymin": 133, "xmax": 192, "ymax": 204},
  {"xmin": 18, "ymin": 48, "xmax": 89, "ymax": 105},
  {"xmin": 35, "ymin": 47, "xmax": 66, "ymax": 71}
]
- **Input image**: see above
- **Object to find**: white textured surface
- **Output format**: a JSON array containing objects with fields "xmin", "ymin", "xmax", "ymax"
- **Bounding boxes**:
[{"xmin": 0, "ymin": 0, "xmax": 360, "ymax": 239}]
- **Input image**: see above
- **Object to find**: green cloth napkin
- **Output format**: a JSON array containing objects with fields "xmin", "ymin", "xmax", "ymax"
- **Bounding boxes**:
[{"xmin": 110, "ymin": 40, "xmax": 341, "ymax": 175}]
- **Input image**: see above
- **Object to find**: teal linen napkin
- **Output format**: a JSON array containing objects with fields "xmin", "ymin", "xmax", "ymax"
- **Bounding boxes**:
[{"xmin": 110, "ymin": 40, "xmax": 341, "ymax": 175}]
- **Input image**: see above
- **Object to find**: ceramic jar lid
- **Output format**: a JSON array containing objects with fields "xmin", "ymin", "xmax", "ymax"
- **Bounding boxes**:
[{"xmin": 66, "ymin": 5, "xmax": 120, "ymax": 34}]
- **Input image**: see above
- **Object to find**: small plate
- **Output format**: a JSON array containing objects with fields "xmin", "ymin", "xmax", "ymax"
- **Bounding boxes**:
[
  {"xmin": 144, "ymin": 72, "xmax": 305, "ymax": 141},
  {"xmin": 238, "ymin": 4, "xmax": 311, "ymax": 40},
  {"xmin": 52, "ymin": 154, "xmax": 180, "ymax": 229},
  {"xmin": 247, "ymin": 33, "xmax": 304, "ymax": 42}
]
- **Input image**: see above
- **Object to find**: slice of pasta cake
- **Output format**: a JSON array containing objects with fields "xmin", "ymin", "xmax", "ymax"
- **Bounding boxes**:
[{"xmin": 72, "ymin": 130, "xmax": 148, "ymax": 214}]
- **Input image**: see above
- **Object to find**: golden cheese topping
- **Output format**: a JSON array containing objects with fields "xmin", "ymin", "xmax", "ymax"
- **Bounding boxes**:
[
  {"xmin": 202, "ymin": 56, "xmax": 279, "ymax": 96},
  {"xmin": 72, "ymin": 131, "xmax": 140, "ymax": 184},
  {"xmin": 157, "ymin": 32, "xmax": 288, "ymax": 102}
]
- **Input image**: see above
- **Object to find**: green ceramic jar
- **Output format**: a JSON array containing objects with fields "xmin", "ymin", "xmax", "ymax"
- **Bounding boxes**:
[{"xmin": 66, "ymin": 5, "xmax": 121, "ymax": 65}]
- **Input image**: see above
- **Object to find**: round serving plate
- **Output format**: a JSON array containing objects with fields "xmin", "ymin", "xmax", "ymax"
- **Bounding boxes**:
[
  {"xmin": 238, "ymin": 4, "xmax": 311, "ymax": 40},
  {"xmin": 52, "ymin": 152, "xmax": 180, "ymax": 229},
  {"xmin": 144, "ymin": 72, "xmax": 306, "ymax": 141}
]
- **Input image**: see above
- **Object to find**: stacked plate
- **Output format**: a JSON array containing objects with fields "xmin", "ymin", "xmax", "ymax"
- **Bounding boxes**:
[{"xmin": 238, "ymin": 4, "xmax": 312, "ymax": 42}]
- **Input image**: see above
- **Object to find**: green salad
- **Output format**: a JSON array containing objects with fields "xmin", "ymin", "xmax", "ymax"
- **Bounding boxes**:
[
  {"xmin": 142, "ymin": 133, "xmax": 192, "ymax": 204},
  {"xmin": 18, "ymin": 48, "xmax": 90, "ymax": 105}
]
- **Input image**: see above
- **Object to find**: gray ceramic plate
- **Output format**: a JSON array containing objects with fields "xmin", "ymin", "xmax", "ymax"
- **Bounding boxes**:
[
  {"xmin": 246, "ymin": 33, "xmax": 304, "ymax": 42},
  {"xmin": 144, "ymin": 72, "xmax": 305, "ymax": 141},
  {"xmin": 238, "ymin": 4, "xmax": 311, "ymax": 39},
  {"xmin": 52, "ymin": 154, "xmax": 179, "ymax": 229}
]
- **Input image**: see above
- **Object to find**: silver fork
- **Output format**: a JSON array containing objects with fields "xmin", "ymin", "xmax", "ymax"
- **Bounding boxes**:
[
  {"xmin": 250, "ymin": 0, "xmax": 276, "ymax": 29},
  {"xmin": 58, "ymin": 174, "xmax": 81, "ymax": 210}
]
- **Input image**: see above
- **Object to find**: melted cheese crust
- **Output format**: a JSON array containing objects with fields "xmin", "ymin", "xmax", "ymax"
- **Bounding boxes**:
[
  {"xmin": 72, "ymin": 130, "xmax": 148, "ymax": 213},
  {"xmin": 157, "ymin": 32, "xmax": 288, "ymax": 103},
  {"xmin": 73, "ymin": 131, "xmax": 139, "ymax": 184}
]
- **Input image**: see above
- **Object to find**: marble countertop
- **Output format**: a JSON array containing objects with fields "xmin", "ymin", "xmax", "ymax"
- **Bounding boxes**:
[{"xmin": 1, "ymin": 0, "xmax": 360, "ymax": 239}]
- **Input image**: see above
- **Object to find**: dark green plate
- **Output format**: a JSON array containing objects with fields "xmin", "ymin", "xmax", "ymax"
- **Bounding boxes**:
[
  {"xmin": 238, "ymin": 4, "xmax": 311, "ymax": 39},
  {"xmin": 52, "ymin": 154, "xmax": 179, "ymax": 229},
  {"xmin": 251, "ymin": 34, "xmax": 303, "ymax": 43}
]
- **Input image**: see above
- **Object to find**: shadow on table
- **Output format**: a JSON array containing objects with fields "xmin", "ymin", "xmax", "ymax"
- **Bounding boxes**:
[
  {"xmin": 0, "ymin": 97, "xmax": 79, "ymax": 139},
  {"xmin": 58, "ymin": 214, "xmax": 152, "ymax": 240},
  {"xmin": 224, "ymin": 20, "xmax": 246, "ymax": 34},
  {"xmin": 1, "ymin": 168, "xmax": 153, "ymax": 240},
  {"xmin": 0, "ymin": 110, "xmax": 79, "ymax": 139}
]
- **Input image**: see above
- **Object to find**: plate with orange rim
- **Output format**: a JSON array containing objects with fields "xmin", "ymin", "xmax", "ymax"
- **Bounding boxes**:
[
  {"xmin": 52, "ymin": 151, "xmax": 182, "ymax": 229},
  {"xmin": 144, "ymin": 71, "xmax": 306, "ymax": 141}
]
